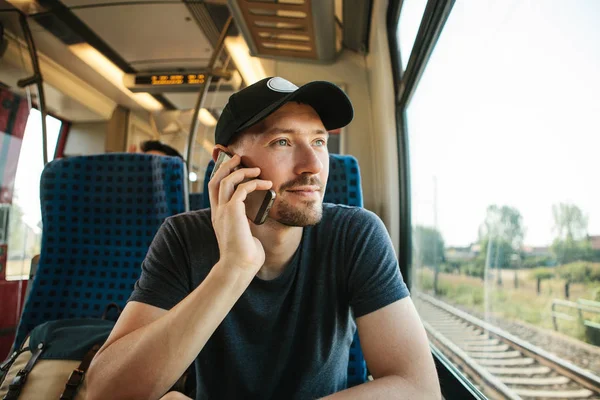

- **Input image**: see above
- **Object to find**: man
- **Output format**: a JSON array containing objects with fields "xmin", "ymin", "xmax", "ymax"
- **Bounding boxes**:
[
  {"xmin": 140, "ymin": 140, "xmax": 184, "ymax": 159},
  {"xmin": 87, "ymin": 77, "xmax": 440, "ymax": 399}
]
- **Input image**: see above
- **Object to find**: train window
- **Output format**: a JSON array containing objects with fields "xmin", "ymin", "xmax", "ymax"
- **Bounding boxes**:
[
  {"xmin": 397, "ymin": 0, "xmax": 428, "ymax": 71},
  {"xmin": 7, "ymin": 109, "xmax": 62, "ymax": 279},
  {"xmin": 405, "ymin": 1, "xmax": 600, "ymax": 398}
]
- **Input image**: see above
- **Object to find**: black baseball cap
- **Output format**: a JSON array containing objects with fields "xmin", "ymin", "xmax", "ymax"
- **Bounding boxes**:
[{"xmin": 215, "ymin": 77, "xmax": 354, "ymax": 145}]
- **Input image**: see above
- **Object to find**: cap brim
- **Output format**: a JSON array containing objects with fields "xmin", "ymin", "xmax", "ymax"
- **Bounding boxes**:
[{"xmin": 236, "ymin": 81, "xmax": 354, "ymax": 134}]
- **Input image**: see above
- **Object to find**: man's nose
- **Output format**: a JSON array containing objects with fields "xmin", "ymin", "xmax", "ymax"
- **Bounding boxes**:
[{"xmin": 293, "ymin": 144, "xmax": 323, "ymax": 176}]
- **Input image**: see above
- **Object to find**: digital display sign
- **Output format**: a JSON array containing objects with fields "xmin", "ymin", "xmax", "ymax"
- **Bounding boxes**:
[{"xmin": 135, "ymin": 73, "xmax": 206, "ymax": 86}]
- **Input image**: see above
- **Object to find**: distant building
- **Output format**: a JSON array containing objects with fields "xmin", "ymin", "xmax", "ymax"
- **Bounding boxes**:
[
  {"xmin": 587, "ymin": 235, "xmax": 600, "ymax": 251},
  {"xmin": 445, "ymin": 245, "xmax": 477, "ymax": 262},
  {"xmin": 522, "ymin": 246, "xmax": 552, "ymax": 258}
]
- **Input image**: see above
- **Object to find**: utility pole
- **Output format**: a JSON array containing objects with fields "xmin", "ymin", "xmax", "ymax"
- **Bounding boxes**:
[{"xmin": 433, "ymin": 176, "xmax": 439, "ymax": 295}]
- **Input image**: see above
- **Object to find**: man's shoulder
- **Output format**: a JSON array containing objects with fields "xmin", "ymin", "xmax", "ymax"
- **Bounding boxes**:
[
  {"xmin": 164, "ymin": 208, "xmax": 213, "ymax": 235},
  {"xmin": 322, "ymin": 202, "xmax": 360, "ymax": 216},
  {"xmin": 321, "ymin": 203, "xmax": 380, "ymax": 225}
]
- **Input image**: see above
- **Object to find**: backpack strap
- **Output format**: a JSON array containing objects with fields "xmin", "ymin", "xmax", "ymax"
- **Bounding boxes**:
[
  {"xmin": 59, "ymin": 344, "xmax": 101, "ymax": 400},
  {"xmin": 100, "ymin": 303, "xmax": 122, "ymax": 321},
  {"xmin": 3, "ymin": 343, "xmax": 45, "ymax": 400},
  {"xmin": 0, "ymin": 346, "xmax": 30, "ymax": 373}
]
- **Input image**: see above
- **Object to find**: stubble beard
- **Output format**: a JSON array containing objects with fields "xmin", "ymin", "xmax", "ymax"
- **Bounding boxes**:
[
  {"xmin": 270, "ymin": 174, "xmax": 326, "ymax": 226},
  {"xmin": 274, "ymin": 197, "xmax": 323, "ymax": 226}
]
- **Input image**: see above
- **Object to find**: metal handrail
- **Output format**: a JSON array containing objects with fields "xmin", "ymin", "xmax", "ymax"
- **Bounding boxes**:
[
  {"xmin": 186, "ymin": 15, "xmax": 233, "ymax": 172},
  {"xmin": 551, "ymin": 298, "xmax": 600, "ymax": 332},
  {"xmin": 16, "ymin": 12, "xmax": 48, "ymax": 165}
]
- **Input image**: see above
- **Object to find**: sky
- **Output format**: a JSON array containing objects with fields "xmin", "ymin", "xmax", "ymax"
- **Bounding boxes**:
[{"xmin": 401, "ymin": 0, "xmax": 600, "ymax": 247}]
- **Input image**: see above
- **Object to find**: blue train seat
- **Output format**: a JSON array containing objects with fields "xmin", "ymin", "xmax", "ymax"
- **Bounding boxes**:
[
  {"xmin": 201, "ymin": 154, "xmax": 367, "ymax": 387},
  {"xmin": 13, "ymin": 154, "xmax": 187, "ymax": 349},
  {"xmin": 189, "ymin": 192, "xmax": 205, "ymax": 211}
]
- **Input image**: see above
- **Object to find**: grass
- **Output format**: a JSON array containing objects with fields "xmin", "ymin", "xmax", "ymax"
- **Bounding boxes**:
[{"xmin": 415, "ymin": 268, "xmax": 600, "ymax": 345}]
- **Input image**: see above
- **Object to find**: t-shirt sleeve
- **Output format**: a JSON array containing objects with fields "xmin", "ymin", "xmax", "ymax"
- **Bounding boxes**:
[
  {"xmin": 346, "ymin": 208, "xmax": 410, "ymax": 318},
  {"xmin": 128, "ymin": 218, "xmax": 191, "ymax": 310}
]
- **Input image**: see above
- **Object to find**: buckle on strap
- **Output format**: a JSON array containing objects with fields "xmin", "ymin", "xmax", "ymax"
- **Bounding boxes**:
[
  {"xmin": 3, "ymin": 344, "xmax": 45, "ymax": 400},
  {"xmin": 65, "ymin": 369, "xmax": 85, "ymax": 387},
  {"xmin": 4, "ymin": 371, "xmax": 28, "ymax": 400},
  {"xmin": 7, "ymin": 371, "xmax": 27, "ymax": 388},
  {"xmin": 59, "ymin": 369, "xmax": 85, "ymax": 400}
]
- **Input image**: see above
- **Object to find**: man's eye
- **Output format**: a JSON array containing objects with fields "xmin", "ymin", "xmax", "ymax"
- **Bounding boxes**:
[
  {"xmin": 276, "ymin": 139, "xmax": 289, "ymax": 146},
  {"xmin": 314, "ymin": 139, "xmax": 326, "ymax": 146}
]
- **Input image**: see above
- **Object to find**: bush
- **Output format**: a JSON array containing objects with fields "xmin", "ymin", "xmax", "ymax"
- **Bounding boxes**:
[
  {"xmin": 530, "ymin": 268, "xmax": 555, "ymax": 281},
  {"xmin": 558, "ymin": 262, "xmax": 600, "ymax": 283},
  {"xmin": 593, "ymin": 287, "xmax": 600, "ymax": 302},
  {"xmin": 435, "ymin": 279, "xmax": 484, "ymax": 307},
  {"xmin": 440, "ymin": 262, "xmax": 460, "ymax": 274},
  {"xmin": 417, "ymin": 270, "xmax": 434, "ymax": 291},
  {"xmin": 522, "ymin": 255, "xmax": 556, "ymax": 269},
  {"xmin": 590, "ymin": 249, "xmax": 600, "ymax": 262},
  {"xmin": 462, "ymin": 262, "xmax": 484, "ymax": 278},
  {"xmin": 471, "ymin": 289, "xmax": 484, "ymax": 306}
]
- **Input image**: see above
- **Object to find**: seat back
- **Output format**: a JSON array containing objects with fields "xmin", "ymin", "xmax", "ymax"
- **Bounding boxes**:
[
  {"xmin": 326, "ymin": 155, "xmax": 367, "ymax": 387},
  {"xmin": 14, "ymin": 154, "xmax": 187, "ymax": 349},
  {"xmin": 189, "ymin": 193, "xmax": 205, "ymax": 210},
  {"xmin": 324, "ymin": 154, "xmax": 363, "ymax": 207},
  {"xmin": 201, "ymin": 154, "xmax": 367, "ymax": 386}
]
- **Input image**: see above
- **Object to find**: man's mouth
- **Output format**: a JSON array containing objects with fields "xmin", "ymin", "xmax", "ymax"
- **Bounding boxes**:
[{"xmin": 286, "ymin": 186, "xmax": 321, "ymax": 197}]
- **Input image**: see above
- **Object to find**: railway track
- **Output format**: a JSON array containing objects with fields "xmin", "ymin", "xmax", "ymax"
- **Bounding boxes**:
[{"xmin": 415, "ymin": 293, "xmax": 600, "ymax": 400}]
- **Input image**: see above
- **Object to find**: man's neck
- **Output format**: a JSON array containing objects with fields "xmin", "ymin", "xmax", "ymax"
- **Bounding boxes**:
[{"xmin": 250, "ymin": 221, "xmax": 303, "ymax": 281}]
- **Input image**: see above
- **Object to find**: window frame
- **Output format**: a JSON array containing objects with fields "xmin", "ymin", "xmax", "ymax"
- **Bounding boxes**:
[{"xmin": 387, "ymin": 0, "xmax": 455, "ymax": 290}]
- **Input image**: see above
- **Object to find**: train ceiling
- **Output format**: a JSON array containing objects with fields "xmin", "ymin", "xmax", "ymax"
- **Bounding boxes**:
[{"xmin": 1, "ymin": 0, "xmax": 372, "ymax": 115}]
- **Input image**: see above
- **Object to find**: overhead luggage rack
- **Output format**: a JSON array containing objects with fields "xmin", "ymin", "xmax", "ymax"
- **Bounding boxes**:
[{"xmin": 228, "ymin": 0, "xmax": 337, "ymax": 61}]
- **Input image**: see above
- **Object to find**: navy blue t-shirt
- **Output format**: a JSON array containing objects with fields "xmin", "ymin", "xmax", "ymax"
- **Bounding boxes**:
[{"xmin": 129, "ymin": 204, "xmax": 409, "ymax": 399}]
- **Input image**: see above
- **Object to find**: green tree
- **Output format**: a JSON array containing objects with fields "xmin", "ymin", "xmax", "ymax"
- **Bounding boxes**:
[
  {"xmin": 479, "ymin": 205, "xmax": 525, "ymax": 250},
  {"xmin": 478, "ymin": 205, "xmax": 525, "ymax": 285},
  {"xmin": 414, "ymin": 226, "xmax": 445, "ymax": 267},
  {"xmin": 551, "ymin": 203, "xmax": 590, "ymax": 264},
  {"xmin": 552, "ymin": 203, "xmax": 588, "ymax": 241}
]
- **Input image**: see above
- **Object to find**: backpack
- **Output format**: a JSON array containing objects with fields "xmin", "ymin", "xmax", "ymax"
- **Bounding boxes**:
[{"xmin": 0, "ymin": 319, "xmax": 115, "ymax": 400}]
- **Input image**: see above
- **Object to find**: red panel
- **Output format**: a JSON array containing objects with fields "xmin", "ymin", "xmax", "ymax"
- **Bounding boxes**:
[
  {"xmin": 0, "ymin": 244, "xmax": 6, "ymax": 280},
  {"xmin": 0, "ymin": 280, "xmax": 28, "ymax": 328},
  {"xmin": 0, "ymin": 280, "xmax": 28, "ymax": 359},
  {"xmin": 0, "ymin": 334, "xmax": 14, "ymax": 361},
  {"xmin": 54, "ymin": 120, "xmax": 70, "ymax": 159}
]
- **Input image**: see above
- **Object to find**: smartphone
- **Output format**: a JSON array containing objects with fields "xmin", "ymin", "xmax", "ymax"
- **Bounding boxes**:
[{"xmin": 210, "ymin": 150, "xmax": 276, "ymax": 225}]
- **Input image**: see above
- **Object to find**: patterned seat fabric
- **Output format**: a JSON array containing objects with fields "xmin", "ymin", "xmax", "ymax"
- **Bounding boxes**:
[
  {"xmin": 14, "ymin": 154, "xmax": 187, "ymax": 349},
  {"xmin": 323, "ymin": 154, "xmax": 363, "ymax": 207},
  {"xmin": 202, "ymin": 154, "xmax": 367, "ymax": 386}
]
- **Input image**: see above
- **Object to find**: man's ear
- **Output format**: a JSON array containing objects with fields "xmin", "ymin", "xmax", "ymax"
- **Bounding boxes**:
[
  {"xmin": 211, "ymin": 148, "xmax": 220, "ymax": 162},
  {"xmin": 212, "ymin": 144, "xmax": 231, "ymax": 162}
]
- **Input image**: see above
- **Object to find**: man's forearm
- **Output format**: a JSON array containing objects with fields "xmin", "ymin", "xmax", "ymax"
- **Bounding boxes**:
[
  {"xmin": 87, "ymin": 262, "xmax": 253, "ymax": 400},
  {"xmin": 323, "ymin": 375, "xmax": 441, "ymax": 400}
]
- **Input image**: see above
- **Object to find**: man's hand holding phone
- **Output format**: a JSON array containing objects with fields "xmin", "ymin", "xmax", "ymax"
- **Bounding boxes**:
[{"xmin": 208, "ymin": 153, "xmax": 274, "ymax": 276}]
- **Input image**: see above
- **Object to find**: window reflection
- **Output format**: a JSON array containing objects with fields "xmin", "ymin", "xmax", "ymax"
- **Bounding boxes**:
[
  {"xmin": 7, "ymin": 110, "xmax": 61, "ymax": 279},
  {"xmin": 397, "ymin": 0, "xmax": 428, "ymax": 71}
]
